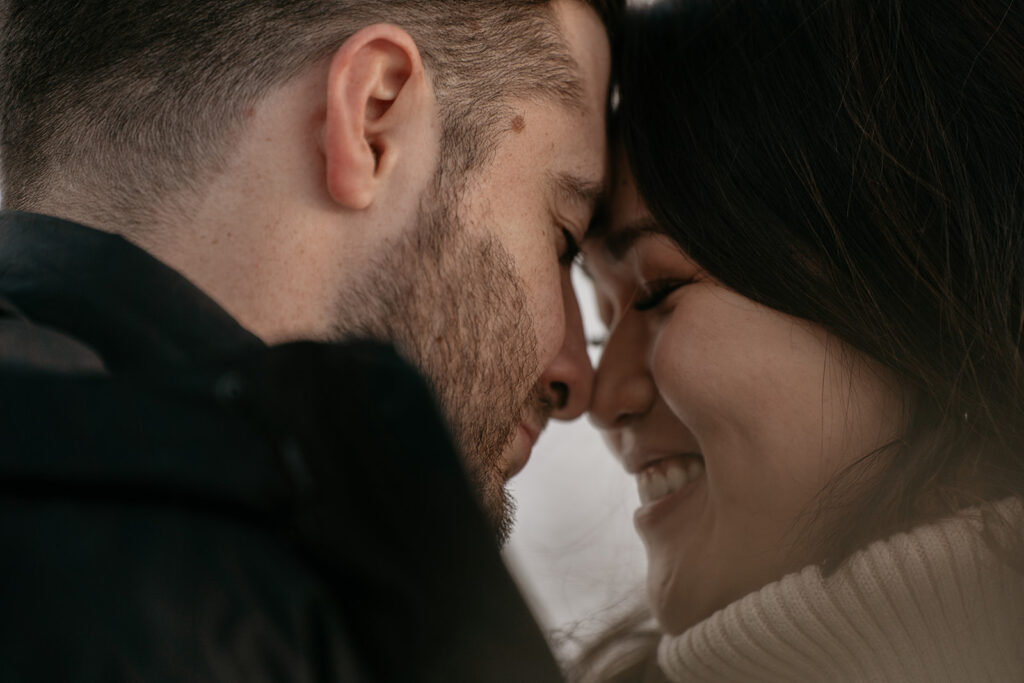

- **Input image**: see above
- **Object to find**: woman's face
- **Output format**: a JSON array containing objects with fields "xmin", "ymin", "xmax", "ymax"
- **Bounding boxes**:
[{"xmin": 585, "ymin": 165, "xmax": 906, "ymax": 635}]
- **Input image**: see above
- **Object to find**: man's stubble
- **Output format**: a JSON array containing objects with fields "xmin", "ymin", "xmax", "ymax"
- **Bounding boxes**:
[{"xmin": 331, "ymin": 175, "xmax": 548, "ymax": 543}]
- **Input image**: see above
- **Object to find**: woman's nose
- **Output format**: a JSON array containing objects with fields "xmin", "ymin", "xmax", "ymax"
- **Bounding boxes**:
[{"xmin": 588, "ymin": 311, "xmax": 656, "ymax": 430}]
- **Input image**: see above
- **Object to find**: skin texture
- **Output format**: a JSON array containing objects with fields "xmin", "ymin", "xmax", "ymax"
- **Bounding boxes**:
[
  {"xmin": 126, "ymin": 1, "xmax": 608, "ymax": 537},
  {"xmin": 584, "ymin": 165, "xmax": 907, "ymax": 634}
]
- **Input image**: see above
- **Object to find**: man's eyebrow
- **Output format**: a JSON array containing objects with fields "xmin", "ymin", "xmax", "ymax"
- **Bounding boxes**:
[
  {"xmin": 550, "ymin": 171, "xmax": 607, "ymax": 215},
  {"xmin": 602, "ymin": 218, "xmax": 663, "ymax": 260}
]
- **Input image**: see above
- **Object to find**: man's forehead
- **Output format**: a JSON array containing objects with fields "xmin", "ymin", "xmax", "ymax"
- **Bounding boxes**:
[{"xmin": 553, "ymin": 0, "xmax": 612, "ymax": 115}]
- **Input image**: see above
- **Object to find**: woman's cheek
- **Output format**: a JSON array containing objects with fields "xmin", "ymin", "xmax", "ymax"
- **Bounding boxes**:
[
  {"xmin": 648, "ymin": 291, "xmax": 751, "ymax": 443},
  {"xmin": 648, "ymin": 308, "xmax": 706, "ymax": 428}
]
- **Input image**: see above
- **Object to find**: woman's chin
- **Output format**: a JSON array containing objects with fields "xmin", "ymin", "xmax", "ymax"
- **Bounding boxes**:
[{"xmin": 646, "ymin": 562, "xmax": 719, "ymax": 636}]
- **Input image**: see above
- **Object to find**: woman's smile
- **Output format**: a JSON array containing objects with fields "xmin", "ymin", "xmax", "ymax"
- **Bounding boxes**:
[{"xmin": 585, "ymin": 164, "xmax": 907, "ymax": 635}]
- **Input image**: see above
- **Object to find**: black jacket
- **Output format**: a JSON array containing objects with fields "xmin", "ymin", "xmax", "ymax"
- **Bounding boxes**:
[{"xmin": 0, "ymin": 211, "xmax": 564, "ymax": 682}]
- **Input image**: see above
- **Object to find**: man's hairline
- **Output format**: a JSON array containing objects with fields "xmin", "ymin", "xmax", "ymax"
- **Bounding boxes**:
[
  {"xmin": 3, "ymin": 0, "xmax": 596, "ymax": 220},
  {"xmin": 424, "ymin": 34, "xmax": 590, "ymax": 119}
]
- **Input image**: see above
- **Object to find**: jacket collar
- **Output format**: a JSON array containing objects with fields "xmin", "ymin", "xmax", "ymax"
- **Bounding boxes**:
[{"xmin": 0, "ymin": 210, "xmax": 264, "ymax": 374}]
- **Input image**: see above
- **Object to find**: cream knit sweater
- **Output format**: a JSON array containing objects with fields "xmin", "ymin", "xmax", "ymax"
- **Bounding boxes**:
[{"xmin": 658, "ymin": 499, "xmax": 1024, "ymax": 682}]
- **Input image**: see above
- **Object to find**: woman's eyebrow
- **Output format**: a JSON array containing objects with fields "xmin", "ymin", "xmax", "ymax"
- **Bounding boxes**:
[{"xmin": 602, "ymin": 219, "xmax": 663, "ymax": 260}]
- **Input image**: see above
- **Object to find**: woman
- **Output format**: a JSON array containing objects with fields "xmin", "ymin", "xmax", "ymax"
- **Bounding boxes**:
[{"xmin": 575, "ymin": 0, "xmax": 1024, "ymax": 680}]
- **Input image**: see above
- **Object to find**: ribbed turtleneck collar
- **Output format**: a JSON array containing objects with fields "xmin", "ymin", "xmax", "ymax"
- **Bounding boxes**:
[{"xmin": 659, "ymin": 498, "xmax": 1024, "ymax": 682}]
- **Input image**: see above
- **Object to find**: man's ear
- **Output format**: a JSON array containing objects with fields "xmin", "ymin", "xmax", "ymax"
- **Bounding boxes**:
[{"xmin": 322, "ymin": 24, "xmax": 427, "ymax": 210}]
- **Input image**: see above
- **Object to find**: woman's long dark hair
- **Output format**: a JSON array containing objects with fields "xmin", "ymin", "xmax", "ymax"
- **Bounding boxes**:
[
  {"xmin": 573, "ymin": 0, "xmax": 1024, "ymax": 679},
  {"xmin": 621, "ymin": 0, "xmax": 1024, "ymax": 564}
]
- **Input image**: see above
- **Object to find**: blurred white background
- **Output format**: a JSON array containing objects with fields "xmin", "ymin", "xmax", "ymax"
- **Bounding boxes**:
[{"xmin": 504, "ymin": 269, "xmax": 647, "ymax": 657}]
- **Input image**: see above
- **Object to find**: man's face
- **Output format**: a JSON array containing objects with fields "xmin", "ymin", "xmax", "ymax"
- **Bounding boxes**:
[{"xmin": 332, "ymin": 0, "xmax": 610, "ymax": 541}]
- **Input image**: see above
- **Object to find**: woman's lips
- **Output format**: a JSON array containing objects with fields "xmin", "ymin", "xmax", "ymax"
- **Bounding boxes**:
[
  {"xmin": 633, "ymin": 454, "xmax": 705, "ymax": 528},
  {"xmin": 635, "ymin": 454, "xmax": 704, "ymax": 504}
]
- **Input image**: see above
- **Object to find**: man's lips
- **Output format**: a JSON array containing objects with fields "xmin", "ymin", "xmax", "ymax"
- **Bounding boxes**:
[
  {"xmin": 505, "ymin": 421, "xmax": 542, "ymax": 480},
  {"xmin": 519, "ymin": 422, "xmax": 540, "ymax": 448}
]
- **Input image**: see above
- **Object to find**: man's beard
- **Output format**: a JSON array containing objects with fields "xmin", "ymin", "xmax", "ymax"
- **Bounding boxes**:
[{"xmin": 330, "ymin": 177, "xmax": 547, "ymax": 543}]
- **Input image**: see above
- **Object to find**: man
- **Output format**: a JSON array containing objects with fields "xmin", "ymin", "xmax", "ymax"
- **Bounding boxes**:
[{"xmin": 0, "ymin": 0, "xmax": 616, "ymax": 680}]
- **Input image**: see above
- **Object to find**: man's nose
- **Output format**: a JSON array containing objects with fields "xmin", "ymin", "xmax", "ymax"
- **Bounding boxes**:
[{"xmin": 539, "ymin": 278, "xmax": 594, "ymax": 421}]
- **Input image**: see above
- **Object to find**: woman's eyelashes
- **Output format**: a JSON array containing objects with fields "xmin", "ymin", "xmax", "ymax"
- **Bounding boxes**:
[{"xmin": 632, "ymin": 278, "xmax": 692, "ymax": 312}]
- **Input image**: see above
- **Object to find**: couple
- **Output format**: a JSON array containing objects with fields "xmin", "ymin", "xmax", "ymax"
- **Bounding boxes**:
[{"xmin": 2, "ymin": 0, "xmax": 1023, "ymax": 680}]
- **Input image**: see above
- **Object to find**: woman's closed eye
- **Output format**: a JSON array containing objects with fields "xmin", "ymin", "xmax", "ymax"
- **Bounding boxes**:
[{"xmin": 632, "ymin": 278, "xmax": 692, "ymax": 312}]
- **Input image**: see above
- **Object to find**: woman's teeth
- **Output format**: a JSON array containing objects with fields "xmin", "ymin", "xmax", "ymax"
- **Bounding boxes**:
[{"xmin": 637, "ymin": 456, "xmax": 705, "ymax": 505}]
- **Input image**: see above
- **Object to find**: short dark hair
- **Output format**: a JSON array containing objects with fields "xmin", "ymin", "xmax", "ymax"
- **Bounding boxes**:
[
  {"xmin": 0, "ymin": 0, "xmax": 620, "ymax": 227},
  {"xmin": 618, "ymin": 0, "xmax": 1024, "ymax": 567}
]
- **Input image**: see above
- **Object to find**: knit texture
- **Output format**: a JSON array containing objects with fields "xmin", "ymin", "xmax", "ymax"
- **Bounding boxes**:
[{"xmin": 658, "ymin": 499, "xmax": 1024, "ymax": 682}]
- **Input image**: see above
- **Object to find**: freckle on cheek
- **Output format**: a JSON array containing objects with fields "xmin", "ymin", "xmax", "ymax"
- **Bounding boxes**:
[{"xmin": 511, "ymin": 115, "xmax": 526, "ymax": 133}]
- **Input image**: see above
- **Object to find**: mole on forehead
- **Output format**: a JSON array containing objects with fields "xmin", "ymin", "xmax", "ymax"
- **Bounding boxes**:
[{"xmin": 511, "ymin": 114, "xmax": 526, "ymax": 133}]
